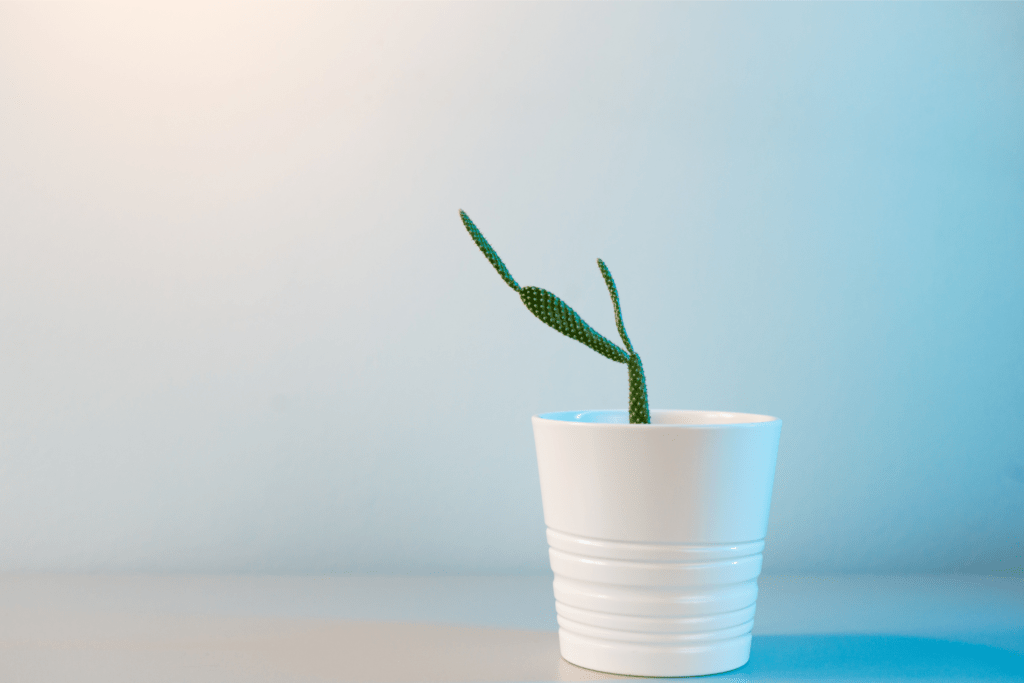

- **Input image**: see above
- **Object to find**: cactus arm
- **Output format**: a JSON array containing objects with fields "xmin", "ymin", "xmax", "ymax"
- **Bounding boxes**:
[
  {"xmin": 597, "ymin": 258, "xmax": 634, "ymax": 356},
  {"xmin": 460, "ymin": 210, "xmax": 521, "ymax": 292},
  {"xmin": 519, "ymin": 287, "xmax": 629, "ymax": 363},
  {"xmin": 598, "ymin": 258, "xmax": 650, "ymax": 424}
]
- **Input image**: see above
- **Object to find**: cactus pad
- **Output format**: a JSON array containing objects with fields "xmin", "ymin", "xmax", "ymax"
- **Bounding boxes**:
[
  {"xmin": 460, "ymin": 210, "xmax": 521, "ymax": 292},
  {"xmin": 520, "ymin": 286, "xmax": 629, "ymax": 363}
]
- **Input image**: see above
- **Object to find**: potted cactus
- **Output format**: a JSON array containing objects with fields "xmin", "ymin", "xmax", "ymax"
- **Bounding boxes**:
[{"xmin": 460, "ymin": 211, "xmax": 782, "ymax": 677}]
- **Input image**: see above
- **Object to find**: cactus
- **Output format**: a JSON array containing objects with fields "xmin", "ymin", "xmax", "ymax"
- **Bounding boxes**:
[{"xmin": 460, "ymin": 210, "xmax": 650, "ymax": 424}]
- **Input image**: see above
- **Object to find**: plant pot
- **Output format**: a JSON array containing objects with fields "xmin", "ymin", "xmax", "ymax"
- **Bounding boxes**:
[{"xmin": 531, "ymin": 409, "xmax": 782, "ymax": 677}]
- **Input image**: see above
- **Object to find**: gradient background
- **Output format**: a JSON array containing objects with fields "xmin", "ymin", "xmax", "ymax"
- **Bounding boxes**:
[{"xmin": 0, "ymin": 2, "xmax": 1021, "ymax": 576}]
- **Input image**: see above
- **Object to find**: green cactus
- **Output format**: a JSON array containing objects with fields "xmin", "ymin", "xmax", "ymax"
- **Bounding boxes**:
[{"xmin": 460, "ymin": 210, "xmax": 651, "ymax": 424}]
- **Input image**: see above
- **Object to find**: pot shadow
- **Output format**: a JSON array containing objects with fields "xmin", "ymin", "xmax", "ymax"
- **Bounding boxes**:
[{"xmin": 703, "ymin": 634, "xmax": 1024, "ymax": 681}]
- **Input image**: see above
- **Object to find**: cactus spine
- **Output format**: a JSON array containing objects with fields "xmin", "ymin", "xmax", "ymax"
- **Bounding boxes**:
[{"xmin": 460, "ymin": 210, "xmax": 650, "ymax": 424}]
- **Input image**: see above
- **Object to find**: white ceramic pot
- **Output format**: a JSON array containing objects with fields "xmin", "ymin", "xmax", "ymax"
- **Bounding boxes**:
[{"xmin": 532, "ymin": 409, "xmax": 782, "ymax": 677}]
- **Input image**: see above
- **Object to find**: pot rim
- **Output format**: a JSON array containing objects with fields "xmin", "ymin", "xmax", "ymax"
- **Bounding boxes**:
[{"xmin": 534, "ymin": 409, "xmax": 780, "ymax": 429}]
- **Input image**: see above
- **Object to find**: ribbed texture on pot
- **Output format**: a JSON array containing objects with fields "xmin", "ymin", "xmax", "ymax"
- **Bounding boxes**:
[{"xmin": 547, "ymin": 528, "xmax": 764, "ymax": 677}]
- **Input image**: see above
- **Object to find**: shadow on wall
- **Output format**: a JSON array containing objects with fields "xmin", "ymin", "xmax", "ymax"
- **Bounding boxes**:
[{"xmin": 714, "ymin": 634, "xmax": 1024, "ymax": 681}]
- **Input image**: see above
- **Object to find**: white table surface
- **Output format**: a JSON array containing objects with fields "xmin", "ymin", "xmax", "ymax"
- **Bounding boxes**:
[{"xmin": 1, "ymin": 574, "xmax": 1021, "ymax": 682}]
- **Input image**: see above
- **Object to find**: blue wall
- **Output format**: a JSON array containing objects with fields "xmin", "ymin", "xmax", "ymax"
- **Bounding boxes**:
[{"xmin": 0, "ymin": 2, "xmax": 1020, "ymax": 574}]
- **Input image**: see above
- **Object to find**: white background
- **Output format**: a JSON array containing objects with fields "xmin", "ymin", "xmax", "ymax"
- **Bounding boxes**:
[{"xmin": 0, "ymin": 2, "xmax": 1021, "ymax": 574}]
